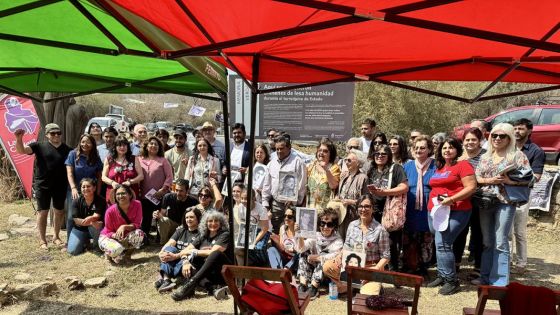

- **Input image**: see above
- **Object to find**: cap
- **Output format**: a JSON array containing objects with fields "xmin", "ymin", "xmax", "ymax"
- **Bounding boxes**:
[
  {"xmin": 201, "ymin": 121, "xmax": 215, "ymax": 130},
  {"xmin": 173, "ymin": 128, "xmax": 187, "ymax": 138},
  {"xmin": 45, "ymin": 123, "xmax": 61, "ymax": 134}
]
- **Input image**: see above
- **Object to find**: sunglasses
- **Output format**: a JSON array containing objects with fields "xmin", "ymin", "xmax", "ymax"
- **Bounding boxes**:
[
  {"xmin": 373, "ymin": 141, "xmax": 384, "ymax": 145},
  {"xmin": 491, "ymin": 133, "xmax": 508, "ymax": 140},
  {"xmin": 267, "ymin": 134, "xmax": 276, "ymax": 138},
  {"xmin": 284, "ymin": 214, "xmax": 295, "ymax": 220},
  {"xmin": 346, "ymin": 145, "xmax": 359, "ymax": 150},
  {"xmin": 319, "ymin": 221, "xmax": 335, "ymax": 228},
  {"xmin": 374, "ymin": 152, "xmax": 388, "ymax": 157},
  {"xmin": 344, "ymin": 158, "xmax": 355, "ymax": 163},
  {"xmin": 49, "ymin": 131, "xmax": 62, "ymax": 136},
  {"xmin": 198, "ymin": 194, "xmax": 211, "ymax": 199},
  {"xmin": 358, "ymin": 204, "xmax": 372, "ymax": 210}
]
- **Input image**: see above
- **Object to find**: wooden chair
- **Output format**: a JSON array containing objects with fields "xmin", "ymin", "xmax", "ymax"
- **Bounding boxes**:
[
  {"xmin": 463, "ymin": 285, "xmax": 560, "ymax": 315},
  {"xmin": 221, "ymin": 265, "xmax": 310, "ymax": 315},
  {"xmin": 346, "ymin": 266, "xmax": 423, "ymax": 315}
]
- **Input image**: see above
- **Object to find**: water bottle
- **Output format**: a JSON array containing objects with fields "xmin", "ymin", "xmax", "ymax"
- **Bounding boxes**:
[{"xmin": 328, "ymin": 281, "xmax": 338, "ymax": 300}]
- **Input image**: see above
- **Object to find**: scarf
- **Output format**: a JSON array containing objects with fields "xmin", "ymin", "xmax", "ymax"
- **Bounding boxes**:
[{"xmin": 414, "ymin": 157, "xmax": 433, "ymax": 210}]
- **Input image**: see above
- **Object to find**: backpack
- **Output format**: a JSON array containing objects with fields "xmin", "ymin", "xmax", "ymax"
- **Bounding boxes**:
[{"xmin": 381, "ymin": 165, "xmax": 407, "ymax": 232}]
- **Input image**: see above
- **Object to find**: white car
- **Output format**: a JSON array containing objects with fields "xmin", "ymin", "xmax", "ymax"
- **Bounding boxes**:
[{"xmin": 84, "ymin": 117, "xmax": 117, "ymax": 133}]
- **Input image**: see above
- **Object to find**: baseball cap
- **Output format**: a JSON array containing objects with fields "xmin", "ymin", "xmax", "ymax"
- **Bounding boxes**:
[
  {"xmin": 173, "ymin": 128, "xmax": 187, "ymax": 138},
  {"xmin": 45, "ymin": 123, "xmax": 61, "ymax": 134}
]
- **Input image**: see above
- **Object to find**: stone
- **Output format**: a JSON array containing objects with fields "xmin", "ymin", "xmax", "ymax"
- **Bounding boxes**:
[
  {"xmin": 64, "ymin": 276, "xmax": 79, "ymax": 282},
  {"xmin": 83, "ymin": 277, "xmax": 107, "ymax": 288},
  {"xmin": 0, "ymin": 283, "xmax": 7, "ymax": 291},
  {"xmin": 8, "ymin": 214, "xmax": 30, "ymax": 226},
  {"xmin": 14, "ymin": 273, "xmax": 31, "ymax": 281},
  {"xmin": 68, "ymin": 279, "xmax": 84, "ymax": 291},
  {"xmin": 0, "ymin": 233, "xmax": 8, "ymax": 241},
  {"xmin": 131, "ymin": 262, "xmax": 148, "ymax": 271},
  {"xmin": 0, "ymin": 290, "xmax": 10, "ymax": 306},
  {"xmin": 12, "ymin": 281, "xmax": 57, "ymax": 298}
]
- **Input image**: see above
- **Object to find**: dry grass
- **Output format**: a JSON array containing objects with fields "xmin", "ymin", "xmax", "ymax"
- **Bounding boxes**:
[{"xmin": 1, "ymin": 201, "xmax": 559, "ymax": 315}]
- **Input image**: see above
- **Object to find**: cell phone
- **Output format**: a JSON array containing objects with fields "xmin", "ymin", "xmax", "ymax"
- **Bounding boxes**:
[
  {"xmin": 367, "ymin": 184, "xmax": 378, "ymax": 191},
  {"xmin": 437, "ymin": 194, "xmax": 448, "ymax": 201}
]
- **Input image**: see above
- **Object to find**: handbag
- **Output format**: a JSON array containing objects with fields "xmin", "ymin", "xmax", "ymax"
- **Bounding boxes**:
[
  {"xmin": 504, "ymin": 166, "xmax": 533, "ymax": 205},
  {"xmin": 241, "ymin": 279, "xmax": 298, "ymax": 315},
  {"xmin": 381, "ymin": 165, "xmax": 407, "ymax": 232}
]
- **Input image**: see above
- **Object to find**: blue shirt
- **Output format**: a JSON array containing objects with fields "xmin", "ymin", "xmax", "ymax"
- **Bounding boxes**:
[
  {"xmin": 403, "ymin": 159, "xmax": 436, "ymax": 232},
  {"xmin": 64, "ymin": 150, "xmax": 103, "ymax": 187},
  {"xmin": 520, "ymin": 139, "xmax": 545, "ymax": 175},
  {"xmin": 97, "ymin": 143, "xmax": 110, "ymax": 163}
]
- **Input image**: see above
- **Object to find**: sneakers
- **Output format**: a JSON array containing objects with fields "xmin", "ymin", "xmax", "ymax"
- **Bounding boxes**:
[
  {"xmin": 510, "ymin": 265, "xmax": 527, "ymax": 275},
  {"xmin": 158, "ymin": 279, "xmax": 176, "ymax": 293},
  {"xmin": 154, "ymin": 278, "xmax": 164, "ymax": 289},
  {"xmin": 308, "ymin": 285, "xmax": 320, "ymax": 300},
  {"xmin": 171, "ymin": 280, "xmax": 197, "ymax": 301},
  {"xmin": 298, "ymin": 284, "xmax": 308, "ymax": 294},
  {"xmin": 427, "ymin": 277, "xmax": 444, "ymax": 288},
  {"xmin": 470, "ymin": 277, "xmax": 483, "ymax": 285},
  {"xmin": 439, "ymin": 281, "xmax": 460, "ymax": 295},
  {"xmin": 213, "ymin": 285, "xmax": 229, "ymax": 300}
]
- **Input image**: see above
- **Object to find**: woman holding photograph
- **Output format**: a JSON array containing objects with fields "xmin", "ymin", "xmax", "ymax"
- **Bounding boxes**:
[
  {"xmin": 251, "ymin": 145, "xmax": 269, "ymax": 203},
  {"xmin": 268, "ymin": 208, "xmax": 299, "ymax": 272},
  {"xmin": 296, "ymin": 207, "xmax": 343, "ymax": 300},
  {"xmin": 186, "ymin": 180, "xmax": 223, "ymax": 215},
  {"xmin": 185, "ymin": 138, "xmax": 221, "ymax": 199},
  {"xmin": 307, "ymin": 138, "xmax": 341, "ymax": 210}
]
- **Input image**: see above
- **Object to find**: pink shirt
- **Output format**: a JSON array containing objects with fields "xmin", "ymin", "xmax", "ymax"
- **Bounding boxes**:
[
  {"xmin": 139, "ymin": 156, "xmax": 173, "ymax": 196},
  {"xmin": 101, "ymin": 200, "xmax": 142, "ymax": 238}
]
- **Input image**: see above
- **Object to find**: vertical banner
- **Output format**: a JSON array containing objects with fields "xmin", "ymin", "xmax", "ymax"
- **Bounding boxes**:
[{"xmin": 0, "ymin": 95, "xmax": 40, "ymax": 198}]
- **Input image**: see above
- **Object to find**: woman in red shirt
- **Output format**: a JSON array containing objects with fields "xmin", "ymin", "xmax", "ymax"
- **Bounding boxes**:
[{"xmin": 427, "ymin": 137, "xmax": 476, "ymax": 295}]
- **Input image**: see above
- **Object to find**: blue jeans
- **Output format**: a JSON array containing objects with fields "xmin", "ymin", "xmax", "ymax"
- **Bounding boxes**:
[
  {"xmin": 66, "ymin": 189, "xmax": 75, "ymax": 242},
  {"xmin": 160, "ymin": 246, "xmax": 184, "ymax": 278},
  {"xmin": 267, "ymin": 247, "xmax": 299, "ymax": 272},
  {"xmin": 428, "ymin": 210, "xmax": 471, "ymax": 282},
  {"xmin": 479, "ymin": 202, "xmax": 515, "ymax": 286},
  {"xmin": 67, "ymin": 226, "xmax": 101, "ymax": 256}
]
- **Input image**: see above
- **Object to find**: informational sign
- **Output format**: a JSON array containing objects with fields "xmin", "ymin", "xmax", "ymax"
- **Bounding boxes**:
[
  {"xmin": 188, "ymin": 105, "xmax": 206, "ymax": 117},
  {"xmin": 163, "ymin": 102, "xmax": 179, "ymax": 108},
  {"xmin": 0, "ymin": 94, "xmax": 40, "ymax": 198},
  {"xmin": 529, "ymin": 170, "xmax": 559, "ymax": 212},
  {"xmin": 228, "ymin": 75, "xmax": 354, "ymax": 140}
]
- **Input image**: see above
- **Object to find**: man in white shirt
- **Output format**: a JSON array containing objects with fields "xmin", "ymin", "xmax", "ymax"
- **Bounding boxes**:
[
  {"xmin": 230, "ymin": 123, "xmax": 251, "ymax": 180},
  {"xmin": 262, "ymin": 135, "xmax": 307, "ymax": 233},
  {"xmin": 359, "ymin": 118, "xmax": 377, "ymax": 154}
]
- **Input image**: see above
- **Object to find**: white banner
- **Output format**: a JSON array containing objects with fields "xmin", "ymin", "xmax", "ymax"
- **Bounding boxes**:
[
  {"xmin": 163, "ymin": 102, "xmax": 179, "ymax": 108},
  {"xmin": 188, "ymin": 105, "xmax": 206, "ymax": 117}
]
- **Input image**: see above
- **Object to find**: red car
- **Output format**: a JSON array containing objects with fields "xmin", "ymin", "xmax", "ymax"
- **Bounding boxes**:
[{"xmin": 454, "ymin": 104, "xmax": 560, "ymax": 164}]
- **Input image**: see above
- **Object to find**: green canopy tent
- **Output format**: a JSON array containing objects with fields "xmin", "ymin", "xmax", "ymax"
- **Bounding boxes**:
[{"xmin": 0, "ymin": 0, "xmax": 227, "ymax": 102}]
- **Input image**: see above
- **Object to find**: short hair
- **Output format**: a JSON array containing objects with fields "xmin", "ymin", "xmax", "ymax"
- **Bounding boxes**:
[
  {"xmin": 155, "ymin": 129, "xmax": 170, "ymax": 138},
  {"xmin": 347, "ymin": 149, "xmax": 367, "ymax": 167},
  {"xmin": 513, "ymin": 118, "xmax": 534, "ymax": 130},
  {"xmin": 463, "ymin": 127, "xmax": 484, "ymax": 141},
  {"xmin": 413, "ymin": 134, "xmax": 434, "ymax": 156},
  {"xmin": 79, "ymin": 177, "xmax": 96, "ymax": 190},
  {"xmin": 318, "ymin": 207, "xmax": 339, "ymax": 228},
  {"xmin": 362, "ymin": 118, "xmax": 376, "ymax": 128},
  {"xmin": 254, "ymin": 144, "xmax": 270, "ymax": 165},
  {"xmin": 198, "ymin": 186, "xmax": 214, "ymax": 200},
  {"xmin": 471, "ymin": 119, "xmax": 490, "ymax": 131},
  {"xmin": 431, "ymin": 132, "xmax": 447, "ymax": 144},
  {"xmin": 435, "ymin": 137, "xmax": 463, "ymax": 169},
  {"xmin": 267, "ymin": 128, "xmax": 279, "ymax": 134},
  {"xmin": 111, "ymin": 184, "xmax": 135, "ymax": 202},
  {"xmin": 346, "ymin": 253, "xmax": 362, "ymax": 266},
  {"xmin": 199, "ymin": 211, "xmax": 229, "ymax": 237},
  {"xmin": 318, "ymin": 137, "xmax": 337, "ymax": 163},
  {"xmin": 175, "ymin": 178, "xmax": 190, "ymax": 189},
  {"xmin": 346, "ymin": 137, "xmax": 362, "ymax": 151},
  {"xmin": 232, "ymin": 123, "xmax": 246, "ymax": 134},
  {"xmin": 182, "ymin": 207, "xmax": 202, "ymax": 229},
  {"xmin": 274, "ymin": 134, "xmax": 291, "ymax": 147},
  {"xmin": 133, "ymin": 124, "xmax": 146, "ymax": 134},
  {"xmin": 103, "ymin": 126, "xmax": 118, "ymax": 137},
  {"xmin": 357, "ymin": 194, "xmax": 377, "ymax": 212},
  {"xmin": 141, "ymin": 136, "xmax": 165, "ymax": 158}
]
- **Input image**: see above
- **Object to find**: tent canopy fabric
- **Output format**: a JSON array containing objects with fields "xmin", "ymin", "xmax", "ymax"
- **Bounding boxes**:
[
  {"xmin": 0, "ymin": 0, "xmax": 227, "ymax": 100},
  {"xmin": 109, "ymin": 0, "xmax": 560, "ymax": 102}
]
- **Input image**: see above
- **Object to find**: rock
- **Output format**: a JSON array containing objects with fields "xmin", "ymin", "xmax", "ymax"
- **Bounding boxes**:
[
  {"xmin": 0, "ymin": 283, "xmax": 7, "ymax": 291},
  {"xmin": 0, "ymin": 233, "xmax": 9, "ymax": 241},
  {"xmin": 83, "ymin": 277, "xmax": 107, "ymax": 288},
  {"xmin": 104, "ymin": 271, "xmax": 115, "ymax": 276},
  {"xmin": 67, "ymin": 279, "xmax": 84, "ymax": 291},
  {"xmin": 14, "ymin": 273, "xmax": 31, "ymax": 281},
  {"xmin": 131, "ymin": 262, "xmax": 148, "ymax": 271},
  {"xmin": 12, "ymin": 281, "xmax": 57, "ymax": 298},
  {"xmin": 64, "ymin": 276, "xmax": 79, "ymax": 282},
  {"xmin": 0, "ymin": 290, "xmax": 10, "ymax": 306},
  {"xmin": 8, "ymin": 214, "xmax": 30, "ymax": 226},
  {"xmin": 9, "ymin": 227, "xmax": 35, "ymax": 236}
]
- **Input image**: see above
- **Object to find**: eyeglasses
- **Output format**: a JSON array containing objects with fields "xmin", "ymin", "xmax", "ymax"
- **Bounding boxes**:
[
  {"xmin": 319, "ymin": 221, "xmax": 335, "ymax": 228},
  {"xmin": 115, "ymin": 192, "xmax": 128, "ymax": 196},
  {"xmin": 357, "ymin": 204, "xmax": 372, "ymax": 210},
  {"xmin": 317, "ymin": 148, "xmax": 329, "ymax": 153},
  {"xmin": 284, "ymin": 214, "xmax": 295, "ymax": 220},
  {"xmin": 346, "ymin": 145, "xmax": 359, "ymax": 150},
  {"xmin": 344, "ymin": 158, "xmax": 355, "ymax": 163},
  {"xmin": 267, "ymin": 134, "xmax": 276, "ymax": 138},
  {"xmin": 491, "ymin": 133, "xmax": 508, "ymax": 140},
  {"xmin": 49, "ymin": 131, "xmax": 62, "ymax": 136},
  {"xmin": 198, "ymin": 194, "xmax": 211, "ymax": 199},
  {"xmin": 374, "ymin": 152, "xmax": 388, "ymax": 157}
]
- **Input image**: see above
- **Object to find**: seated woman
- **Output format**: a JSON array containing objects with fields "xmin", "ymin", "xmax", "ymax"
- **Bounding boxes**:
[
  {"xmin": 171, "ymin": 211, "xmax": 231, "ymax": 301},
  {"xmin": 155, "ymin": 207, "xmax": 202, "ymax": 293},
  {"xmin": 233, "ymin": 188, "xmax": 270, "ymax": 267},
  {"xmin": 185, "ymin": 179, "xmax": 223, "ymax": 215},
  {"xmin": 268, "ymin": 207, "xmax": 299, "ymax": 272},
  {"xmin": 99, "ymin": 185, "xmax": 145, "ymax": 264},
  {"xmin": 296, "ymin": 207, "xmax": 343, "ymax": 300},
  {"xmin": 67, "ymin": 178, "xmax": 106, "ymax": 256}
]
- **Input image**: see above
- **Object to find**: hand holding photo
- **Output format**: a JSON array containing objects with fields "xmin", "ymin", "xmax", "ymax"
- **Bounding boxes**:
[
  {"xmin": 235, "ymin": 222, "xmax": 258, "ymax": 249},
  {"xmin": 296, "ymin": 207, "xmax": 317, "ymax": 238},
  {"xmin": 340, "ymin": 250, "xmax": 366, "ymax": 286},
  {"xmin": 278, "ymin": 170, "xmax": 298, "ymax": 202},
  {"xmin": 222, "ymin": 170, "xmax": 241, "ymax": 196}
]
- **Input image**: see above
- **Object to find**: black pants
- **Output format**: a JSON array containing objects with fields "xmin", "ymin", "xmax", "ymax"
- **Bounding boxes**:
[
  {"xmin": 468, "ymin": 203, "xmax": 483, "ymax": 268},
  {"xmin": 389, "ymin": 230, "xmax": 403, "ymax": 270},
  {"xmin": 140, "ymin": 198, "xmax": 159, "ymax": 235},
  {"xmin": 191, "ymin": 251, "xmax": 231, "ymax": 285}
]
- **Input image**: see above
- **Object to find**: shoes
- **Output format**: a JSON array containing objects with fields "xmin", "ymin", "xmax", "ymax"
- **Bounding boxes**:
[
  {"xmin": 427, "ymin": 277, "xmax": 444, "ymax": 288},
  {"xmin": 467, "ymin": 269, "xmax": 481, "ymax": 281},
  {"xmin": 510, "ymin": 265, "xmax": 526, "ymax": 275},
  {"xmin": 213, "ymin": 285, "xmax": 229, "ymax": 300},
  {"xmin": 171, "ymin": 280, "xmax": 197, "ymax": 301},
  {"xmin": 470, "ymin": 277, "xmax": 483, "ymax": 285},
  {"xmin": 158, "ymin": 279, "xmax": 176, "ymax": 293},
  {"xmin": 298, "ymin": 284, "xmax": 308, "ymax": 294},
  {"xmin": 439, "ymin": 281, "xmax": 460, "ymax": 295},
  {"xmin": 308, "ymin": 285, "xmax": 319, "ymax": 300},
  {"xmin": 154, "ymin": 278, "xmax": 164, "ymax": 289}
]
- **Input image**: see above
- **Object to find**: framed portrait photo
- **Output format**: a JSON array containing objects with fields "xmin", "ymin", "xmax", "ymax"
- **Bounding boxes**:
[
  {"xmin": 222, "ymin": 170, "xmax": 241, "ymax": 196},
  {"xmin": 278, "ymin": 170, "xmax": 298, "ymax": 202},
  {"xmin": 252, "ymin": 163, "xmax": 268, "ymax": 189},
  {"xmin": 340, "ymin": 250, "xmax": 366, "ymax": 287},
  {"xmin": 296, "ymin": 207, "xmax": 317, "ymax": 239},
  {"xmin": 235, "ymin": 222, "xmax": 258, "ymax": 249}
]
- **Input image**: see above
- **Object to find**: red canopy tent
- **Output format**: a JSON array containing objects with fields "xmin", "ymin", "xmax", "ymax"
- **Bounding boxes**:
[{"xmin": 101, "ymin": 0, "xmax": 560, "ymax": 269}]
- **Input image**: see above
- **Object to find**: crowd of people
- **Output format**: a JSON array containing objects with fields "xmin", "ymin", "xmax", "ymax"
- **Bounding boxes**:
[{"xmin": 13, "ymin": 115, "xmax": 545, "ymax": 301}]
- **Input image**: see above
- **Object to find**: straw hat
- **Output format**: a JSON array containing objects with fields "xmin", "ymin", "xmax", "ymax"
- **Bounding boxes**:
[{"xmin": 326, "ymin": 199, "xmax": 347, "ymax": 225}]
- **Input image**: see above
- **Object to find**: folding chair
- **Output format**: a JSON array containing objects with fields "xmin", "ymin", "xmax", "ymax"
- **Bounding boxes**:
[
  {"xmin": 221, "ymin": 265, "xmax": 310, "ymax": 315},
  {"xmin": 346, "ymin": 266, "xmax": 423, "ymax": 315},
  {"xmin": 463, "ymin": 285, "xmax": 560, "ymax": 315}
]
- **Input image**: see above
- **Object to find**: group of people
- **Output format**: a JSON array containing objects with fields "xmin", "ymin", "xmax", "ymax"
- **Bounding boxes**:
[{"xmin": 14, "ymin": 114, "xmax": 544, "ymax": 301}]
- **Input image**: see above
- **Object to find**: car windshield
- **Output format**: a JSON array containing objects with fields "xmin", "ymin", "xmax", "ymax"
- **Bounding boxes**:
[
  {"xmin": 91, "ymin": 119, "xmax": 111, "ymax": 127},
  {"xmin": 156, "ymin": 122, "xmax": 170, "ymax": 128}
]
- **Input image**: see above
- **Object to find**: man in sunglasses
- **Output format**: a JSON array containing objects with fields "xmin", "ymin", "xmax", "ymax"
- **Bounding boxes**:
[
  {"xmin": 359, "ymin": 118, "xmax": 377, "ymax": 154},
  {"xmin": 15, "ymin": 123, "xmax": 72, "ymax": 250}
]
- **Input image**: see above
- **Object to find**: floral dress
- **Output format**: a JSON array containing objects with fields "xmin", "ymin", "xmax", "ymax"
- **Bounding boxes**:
[
  {"xmin": 306, "ymin": 161, "xmax": 341, "ymax": 210},
  {"xmin": 105, "ymin": 157, "xmax": 140, "ymax": 203}
]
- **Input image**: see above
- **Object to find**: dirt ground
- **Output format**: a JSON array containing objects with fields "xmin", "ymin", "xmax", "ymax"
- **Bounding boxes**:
[{"xmin": 1, "ymin": 200, "xmax": 559, "ymax": 315}]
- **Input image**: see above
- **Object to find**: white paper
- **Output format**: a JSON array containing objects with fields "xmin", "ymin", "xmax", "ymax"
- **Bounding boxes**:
[
  {"xmin": 144, "ymin": 188, "xmax": 160, "ymax": 206},
  {"xmin": 430, "ymin": 197, "xmax": 450, "ymax": 232}
]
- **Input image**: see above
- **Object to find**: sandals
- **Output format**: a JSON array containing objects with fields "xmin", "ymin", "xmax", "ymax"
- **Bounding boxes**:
[
  {"xmin": 53, "ymin": 239, "xmax": 64, "ymax": 247},
  {"xmin": 39, "ymin": 242, "xmax": 48, "ymax": 250}
]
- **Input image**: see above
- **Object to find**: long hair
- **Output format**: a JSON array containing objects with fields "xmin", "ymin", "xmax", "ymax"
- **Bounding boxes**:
[
  {"xmin": 389, "ymin": 135, "xmax": 409, "ymax": 163},
  {"xmin": 141, "ymin": 136, "xmax": 164, "ymax": 158},
  {"xmin": 193, "ymin": 138, "xmax": 216, "ymax": 159},
  {"xmin": 75, "ymin": 134, "xmax": 100, "ymax": 166},
  {"xmin": 435, "ymin": 137, "xmax": 463, "ymax": 169},
  {"xmin": 198, "ymin": 211, "xmax": 229, "ymax": 238},
  {"xmin": 109, "ymin": 135, "xmax": 132, "ymax": 161},
  {"xmin": 367, "ymin": 144, "xmax": 393, "ymax": 179},
  {"xmin": 317, "ymin": 137, "xmax": 337, "ymax": 164},
  {"xmin": 254, "ymin": 144, "xmax": 270, "ymax": 165},
  {"xmin": 484, "ymin": 123, "xmax": 517, "ymax": 160}
]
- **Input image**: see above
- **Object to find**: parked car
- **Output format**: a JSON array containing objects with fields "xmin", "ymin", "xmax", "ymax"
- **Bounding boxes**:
[
  {"xmin": 84, "ymin": 117, "xmax": 117, "ymax": 133},
  {"xmin": 174, "ymin": 123, "xmax": 194, "ymax": 131},
  {"xmin": 156, "ymin": 121, "xmax": 173, "ymax": 131},
  {"xmin": 145, "ymin": 122, "xmax": 158, "ymax": 132},
  {"xmin": 454, "ymin": 104, "xmax": 560, "ymax": 164}
]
